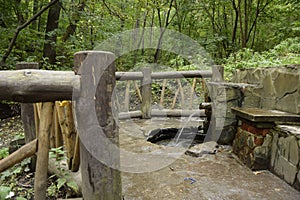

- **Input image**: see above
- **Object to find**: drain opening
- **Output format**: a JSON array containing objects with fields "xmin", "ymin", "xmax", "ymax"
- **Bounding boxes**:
[{"xmin": 146, "ymin": 126, "xmax": 206, "ymax": 148}]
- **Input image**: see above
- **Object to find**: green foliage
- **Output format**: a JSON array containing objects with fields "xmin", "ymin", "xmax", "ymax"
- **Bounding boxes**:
[
  {"xmin": 0, "ymin": 147, "xmax": 9, "ymax": 159},
  {"xmin": 0, "ymin": 186, "xmax": 11, "ymax": 199},
  {"xmin": 223, "ymin": 37, "xmax": 300, "ymax": 79},
  {"xmin": 47, "ymin": 147, "xmax": 80, "ymax": 198},
  {"xmin": 0, "ymin": 158, "xmax": 32, "ymax": 199},
  {"xmin": 0, "ymin": 0, "xmax": 299, "ymax": 73}
]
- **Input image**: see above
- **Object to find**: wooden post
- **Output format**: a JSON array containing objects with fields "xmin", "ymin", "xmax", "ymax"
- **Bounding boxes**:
[
  {"xmin": 34, "ymin": 102, "xmax": 54, "ymax": 200},
  {"xmin": 212, "ymin": 65, "xmax": 224, "ymax": 82},
  {"xmin": 141, "ymin": 67, "xmax": 152, "ymax": 119},
  {"xmin": 124, "ymin": 80, "xmax": 130, "ymax": 112},
  {"xmin": 16, "ymin": 62, "xmax": 38, "ymax": 172},
  {"xmin": 74, "ymin": 51, "xmax": 122, "ymax": 200},
  {"xmin": 159, "ymin": 79, "xmax": 167, "ymax": 107},
  {"xmin": 207, "ymin": 65, "xmax": 224, "ymax": 142},
  {"xmin": 177, "ymin": 79, "xmax": 185, "ymax": 108},
  {"xmin": 134, "ymin": 80, "xmax": 142, "ymax": 102},
  {"xmin": 189, "ymin": 78, "xmax": 197, "ymax": 109},
  {"xmin": 55, "ymin": 101, "xmax": 77, "ymax": 170}
]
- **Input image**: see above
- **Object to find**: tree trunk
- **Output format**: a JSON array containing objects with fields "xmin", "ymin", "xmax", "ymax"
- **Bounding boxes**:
[
  {"xmin": 43, "ymin": 0, "xmax": 61, "ymax": 65},
  {"xmin": 61, "ymin": 0, "xmax": 85, "ymax": 42}
]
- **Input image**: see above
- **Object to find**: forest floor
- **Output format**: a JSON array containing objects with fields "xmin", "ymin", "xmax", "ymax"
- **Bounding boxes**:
[
  {"xmin": 0, "ymin": 116, "xmax": 79, "ymax": 200},
  {"xmin": 1, "ymin": 116, "xmax": 300, "ymax": 199}
]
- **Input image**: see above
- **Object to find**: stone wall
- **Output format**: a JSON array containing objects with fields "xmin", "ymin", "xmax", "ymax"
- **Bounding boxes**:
[
  {"xmin": 270, "ymin": 125, "xmax": 300, "ymax": 190},
  {"xmin": 207, "ymin": 82, "xmax": 248, "ymax": 144},
  {"xmin": 231, "ymin": 65, "xmax": 300, "ymax": 191},
  {"xmin": 233, "ymin": 120, "xmax": 273, "ymax": 170},
  {"xmin": 232, "ymin": 65, "xmax": 300, "ymax": 114},
  {"xmin": 233, "ymin": 123, "xmax": 300, "ymax": 190}
]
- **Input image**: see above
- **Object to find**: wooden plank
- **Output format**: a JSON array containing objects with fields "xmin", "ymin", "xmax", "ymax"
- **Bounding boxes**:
[
  {"xmin": 71, "ymin": 134, "xmax": 80, "ymax": 172},
  {"xmin": 74, "ymin": 51, "xmax": 122, "ymax": 199},
  {"xmin": 0, "ymin": 70, "xmax": 80, "ymax": 102},
  {"xmin": 55, "ymin": 101, "xmax": 76, "ymax": 170}
]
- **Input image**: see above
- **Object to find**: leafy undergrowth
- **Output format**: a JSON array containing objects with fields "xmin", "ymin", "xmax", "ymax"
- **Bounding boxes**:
[{"xmin": 0, "ymin": 116, "xmax": 80, "ymax": 199}]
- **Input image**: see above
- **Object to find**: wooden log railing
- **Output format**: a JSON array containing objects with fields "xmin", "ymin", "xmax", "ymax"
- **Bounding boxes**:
[
  {"xmin": 0, "ymin": 69, "xmax": 79, "ymax": 102},
  {"xmin": 0, "ymin": 51, "xmax": 122, "ymax": 200},
  {"xmin": 115, "ymin": 66, "xmax": 223, "ymax": 119},
  {"xmin": 0, "ymin": 54, "xmax": 223, "ymax": 199}
]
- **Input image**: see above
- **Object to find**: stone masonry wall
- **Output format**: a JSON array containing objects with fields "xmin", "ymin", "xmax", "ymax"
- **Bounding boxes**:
[
  {"xmin": 233, "ymin": 120, "xmax": 273, "ymax": 170},
  {"xmin": 233, "ymin": 123, "xmax": 300, "ymax": 191},
  {"xmin": 270, "ymin": 125, "xmax": 300, "ymax": 190},
  {"xmin": 207, "ymin": 82, "xmax": 244, "ymax": 144},
  {"xmin": 232, "ymin": 65, "xmax": 300, "ymax": 114},
  {"xmin": 231, "ymin": 65, "xmax": 300, "ymax": 191}
]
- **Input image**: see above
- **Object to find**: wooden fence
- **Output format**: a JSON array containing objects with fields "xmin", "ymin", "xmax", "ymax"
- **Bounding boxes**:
[
  {"xmin": 0, "ymin": 51, "xmax": 224, "ymax": 200},
  {"xmin": 115, "ymin": 66, "xmax": 223, "ymax": 119}
]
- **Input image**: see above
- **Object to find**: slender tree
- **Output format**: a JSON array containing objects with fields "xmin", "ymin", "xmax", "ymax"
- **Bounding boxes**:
[{"xmin": 43, "ymin": 0, "xmax": 61, "ymax": 65}]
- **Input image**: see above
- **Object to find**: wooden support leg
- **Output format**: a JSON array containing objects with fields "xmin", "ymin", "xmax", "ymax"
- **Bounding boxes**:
[{"xmin": 34, "ymin": 102, "xmax": 54, "ymax": 200}]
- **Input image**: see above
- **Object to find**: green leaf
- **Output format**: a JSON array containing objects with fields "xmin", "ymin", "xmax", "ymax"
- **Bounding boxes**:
[
  {"xmin": 16, "ymin": 197, "xmax": 27, "ymax": 200},
  {"xmin": 57, "ymin": 178, "xmax": 67, "ymax": 190},
  {"xmin": 67, "ymin": 181, "xmax": 79, "ymax": 193},
  {"xmin": 0, "ymin": 186, "xmax": 11, "ymax": 199}
]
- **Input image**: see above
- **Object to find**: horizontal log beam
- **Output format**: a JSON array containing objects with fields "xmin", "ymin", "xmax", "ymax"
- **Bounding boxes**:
[
  {"xmin": 151, "ymin": 70, "xmax": 213, "ymax": 79},
  {"xmin": 118, "ymin": 111, "xmax": 143, "ymax": 119},
  {"xmin": 151, "ymin": 109, "xmax": 206, "ymax": 117},
  {"xmin": 0, "ymin": 139, "xmax": 37, "ymax": 173},
  {"xmin": 116, "ymin": 70, "xmax": 212, "ymax": 81},
  {"xmin": 118, "ymin": 109, "xmax": 206, "ymax": 119},
  {"xmin": 0, "ymin": 70, "xmax": 80, "ymax": 103},
  {"xmin": 0, "ymin": 69, "xmax": 212, "ymax": 102}
]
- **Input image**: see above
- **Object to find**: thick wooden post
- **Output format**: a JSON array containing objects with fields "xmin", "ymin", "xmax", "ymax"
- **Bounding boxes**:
[
  {"xmin": 212, "ymin": 65, "xmax": 224, "ymax": 82},
  {"xmin": 74, "ymin": 51, "xmax": 122, "ymax": 200},
  {"xmin": 16, "ymin": 62, "xmax": 38, "ymax": 172},
  {"xmin": 141, "ymin": 67, "xmax": 152, "ymax": 119},
  {"xmin": 206, "ymin": 65, "xmax": 224, "ymax": 142}
]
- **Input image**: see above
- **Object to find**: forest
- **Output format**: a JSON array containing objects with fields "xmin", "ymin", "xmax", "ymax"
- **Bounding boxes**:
[
  {"xmin": 0, "ymin": 0, "xmax": 300, "ymax": 199},
  {"xmin": 0, "ymin": 0, "xmax": 299, "ymax": 73}
]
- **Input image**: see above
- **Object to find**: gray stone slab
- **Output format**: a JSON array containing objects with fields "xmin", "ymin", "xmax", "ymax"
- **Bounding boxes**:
[{"xmin": 232, "ymin": 107, "xmax": 300, "ymax": 123}]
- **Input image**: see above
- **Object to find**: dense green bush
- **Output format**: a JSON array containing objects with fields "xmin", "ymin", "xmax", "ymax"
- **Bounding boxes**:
[{"xmin": 223, "ymin": 37, "xmax": 300, "ymax": 79}]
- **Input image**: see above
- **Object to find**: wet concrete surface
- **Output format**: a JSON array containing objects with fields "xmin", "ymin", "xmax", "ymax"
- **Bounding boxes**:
[{"xmin": 118, "ymin": 118, "xmax": 300, "ymax": 200}]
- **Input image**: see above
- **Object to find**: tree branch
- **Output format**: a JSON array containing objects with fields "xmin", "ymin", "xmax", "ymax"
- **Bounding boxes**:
[{"xmin": 0, "ymin": 0, "xmax": 59, "ymax": 67}]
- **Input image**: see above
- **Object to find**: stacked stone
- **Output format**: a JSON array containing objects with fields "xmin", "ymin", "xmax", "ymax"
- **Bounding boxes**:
[
  {"xmin": 233, "ymin": 121, "xmax": 273, "ymax": 170},
  {"xmin": 270, "ymin": 125, "xmax": 300, "ymax": 190},
  {"xmin": 232, "ymin": 65, "xmax": 300, "ymax": 114},
  {"xmin": 207, "ymin": 82, "xmax": 253, "ymax": 144}
]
